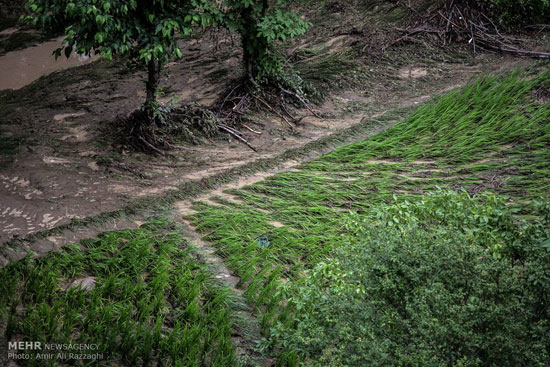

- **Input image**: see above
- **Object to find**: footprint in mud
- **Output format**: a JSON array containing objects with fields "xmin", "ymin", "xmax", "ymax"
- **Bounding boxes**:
[
  {"xmin": 0, "ymin": 174, "xmax": 44, "ymax": 200},
  {"xmin": 398, "ymin": 67, "xmax": 428, "ymax": 79},
  {"xmin": 54, "ymin": 111, "xmax": 92, "ymax": 143},
  {"xmin": 0, "ymin": 207, "xmax": 38, "ymax": 236}
]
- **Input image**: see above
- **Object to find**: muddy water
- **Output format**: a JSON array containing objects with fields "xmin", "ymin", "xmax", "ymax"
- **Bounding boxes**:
[{"xmin": 0, "ymin": 36, "xmax": 96, "ymax": 90}]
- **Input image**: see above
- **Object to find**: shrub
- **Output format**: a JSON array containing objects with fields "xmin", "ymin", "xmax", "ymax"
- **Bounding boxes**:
[
  {"xmin": 272, "ymin": 192, "xmax": 550, "ymax": 366},
  {"xmin": 480, "ymin": 0, "xmax": 550, "ymax": 28}
]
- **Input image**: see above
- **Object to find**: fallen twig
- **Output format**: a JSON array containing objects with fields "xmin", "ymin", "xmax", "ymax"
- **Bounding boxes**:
[
  {"xmin": 278, "ymin": 84, "xmax": 322, "ymax": 118},
  {"xmin": 241, "ymin": 123, "xmax": 262, "ymax": 135},
  {"xmin": 218, "ymin": 123, "xmax": 257, "ymax": 152},
  {"xmin": 251, "ymin": 94, "xmax": 294, "ymax": 129},
  {"xmin": 389, "ymin": 1, "xmax": 550, "ymax": 59}
]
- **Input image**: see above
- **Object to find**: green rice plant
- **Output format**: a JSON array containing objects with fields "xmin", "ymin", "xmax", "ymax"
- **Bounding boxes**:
[
  {"xmin": 0, "ymin": 220, "xmax": 235, "ymax": 366},
  {"xmin": 321, "ymin": 70, "xmax": 550, "ymax": 166}
]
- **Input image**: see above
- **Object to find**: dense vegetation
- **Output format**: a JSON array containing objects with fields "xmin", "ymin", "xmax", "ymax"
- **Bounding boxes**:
[
  {"xmin": 0, "ymin": 221, "xmax": 234, "ymax": 366},
  {"xmin": 483, "ymin": 0, "xmax": 550, "ymax": 27},
  {"xmin": 1, "ymin": 65, "xmax": 549, "ymax": 365},
  {"xmin": 2, "ymin": 0, "xmax": 550, "ymax": 365},
  {"xmin": 275, "ymin": 192, "xmax": 550, "ymax": 366},
  {"xmin": 187, "ymin": 70, "xmax": 550, "ymax": 365}
]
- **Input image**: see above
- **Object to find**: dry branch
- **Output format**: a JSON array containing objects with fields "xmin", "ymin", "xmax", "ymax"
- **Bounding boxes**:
[
  {"xmin": 218, "ymin": 123, "xmax": 257, "ymax": 151},
  {"xmin": 388, "ymin": 0, "xmax": 550, "ymax": 59}
]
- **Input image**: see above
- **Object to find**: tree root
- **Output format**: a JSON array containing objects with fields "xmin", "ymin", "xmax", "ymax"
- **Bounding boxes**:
[
  {"xmin": 215, "ymin": 76, "xmax": 319, "ymax": 132},
  {"xmin": 115, "ymin": 104, "xmax": 219, "ymax": 155}
]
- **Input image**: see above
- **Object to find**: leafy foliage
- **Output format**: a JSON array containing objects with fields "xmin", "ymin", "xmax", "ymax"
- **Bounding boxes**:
[
  {"xmin": 272, "ymin": 191, "xmax": 550, "ymax": 366},
  {"xmin": 24, "ymin": 0, "xmax": 212, "ymax": 63},
  {"xmin": 481, "ymin": 0, "xmax": 550, "ymax": 27},
  {"xmin": 217, "ymin": 0, "xmax": 311, "ymax": 81}
]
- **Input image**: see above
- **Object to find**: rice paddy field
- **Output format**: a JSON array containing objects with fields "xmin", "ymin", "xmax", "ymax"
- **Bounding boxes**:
[
  {"xmin": 1, "ymin": 69, "xmax": 549, "ymax": 366},
  {"xmin": 191, "ymin": 71, "xmax": 548, "ymax": 294},
  {"xmin": 0, "ymin": 222, "xmax": 235, "ymax": 366},
  {"xmin": 187, "ymin": 70, "xmax": 550, "ymax": 363}
]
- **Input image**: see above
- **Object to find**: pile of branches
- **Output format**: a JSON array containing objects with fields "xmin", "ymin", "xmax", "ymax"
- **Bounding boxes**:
[
  {"xmin": 214, "ymin": 77, "xmax": 320, "ymax": 150},
  {"xmin": 388, "ymin": 0, "xmax": 550, "ymax": 58},
  {"xmin": 117, "ymin": 103, "xmax": 219, "ymax": 155},
  {"xmin": 116, "ymin": 84, "xmax": 318, "ymax": 154}
]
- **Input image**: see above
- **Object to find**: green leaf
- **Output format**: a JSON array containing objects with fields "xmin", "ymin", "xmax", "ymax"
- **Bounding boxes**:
[
  {"xmin": 95, "ymin": 14, "xmax": 105, "ymax": 25},
  {"xmin": 94, "ymin": 32, "xmax": 104, "ymax": 43}
]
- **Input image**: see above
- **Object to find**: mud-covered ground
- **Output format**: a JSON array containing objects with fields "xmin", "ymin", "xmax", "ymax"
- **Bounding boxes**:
[{"xmin": 0, "ymin": 0, "xmax": 545, "ymax": 256}]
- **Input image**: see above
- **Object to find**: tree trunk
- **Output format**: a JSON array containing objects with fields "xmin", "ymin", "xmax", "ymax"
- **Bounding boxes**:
[
  {"xmin": 240, "ymin": 5, "xmax": 270, "ymax": 82},
  {"xmin": 240, "ymin": 5, "xmax": 256, "ymax": 82},
  {"xmin": 241, "ymin": 32, "xmax": 254, "ymax": 81},
  {"xmin": 145, "ymin": 58, "xmax": 161, "ymax": 112}
]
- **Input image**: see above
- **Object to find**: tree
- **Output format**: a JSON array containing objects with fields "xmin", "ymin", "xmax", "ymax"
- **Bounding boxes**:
[
  {"xmin": 204, "ymin": 0, "xmax": 312, "ymax": 128},
  {"xmin": 24, "ymin": 0, "xmax": 213, "ymax": 114},
  {"xmin": 218, "ymin": 0, "xmax": 310, "ymax": 83}
]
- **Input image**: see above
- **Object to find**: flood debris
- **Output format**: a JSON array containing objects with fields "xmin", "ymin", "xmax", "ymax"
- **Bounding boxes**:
[{"xmin": 386, "ymin": 0, "xmax": 550, "ymax": 59}]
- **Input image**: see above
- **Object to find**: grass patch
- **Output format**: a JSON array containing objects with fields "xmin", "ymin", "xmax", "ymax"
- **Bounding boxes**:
[
  {"xmin": 0, "ymin": 220, "xmax": 235, "ymax": 366},
  {"xmin": 323, "ymin": 70, "xmax": 550, "ymax": 165}
]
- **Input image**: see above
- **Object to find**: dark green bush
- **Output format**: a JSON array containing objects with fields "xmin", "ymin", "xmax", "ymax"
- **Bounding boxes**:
[
  {"xmin": 480, "ymin": 0, "xmax": 550, "ymax": 28},
  {"xmin": 273, "ymin": 192, "xmax": 550, "ymax": 366}
]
